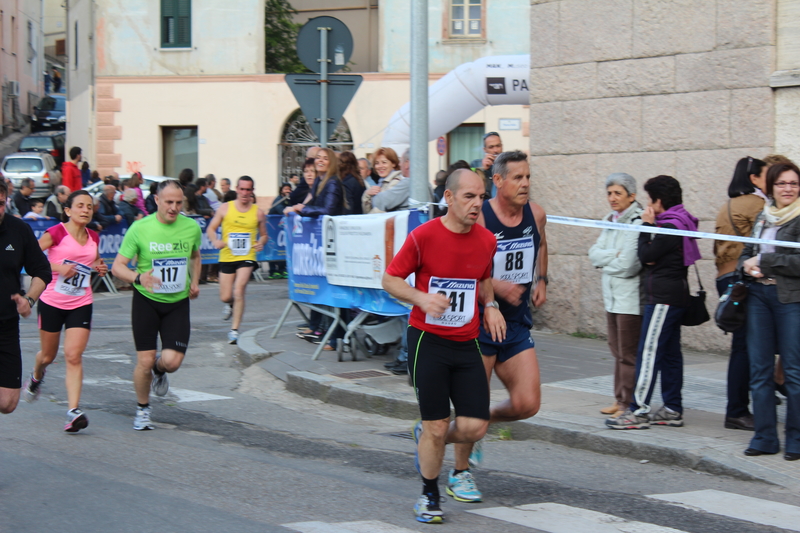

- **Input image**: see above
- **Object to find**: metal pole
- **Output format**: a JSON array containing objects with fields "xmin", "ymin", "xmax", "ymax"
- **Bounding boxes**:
[
  {"xmin": 318, "ymin": 26, "xmax": 329, "ymax": 148},
  {"xmin": 410, "ymin": 0, "xmax": 429, "ymax": 204}
]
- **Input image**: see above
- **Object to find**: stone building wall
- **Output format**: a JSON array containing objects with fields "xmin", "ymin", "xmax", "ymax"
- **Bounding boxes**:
[{"xmin": 527, "ymin": 0, "xmax": 781, "ymax": 352}]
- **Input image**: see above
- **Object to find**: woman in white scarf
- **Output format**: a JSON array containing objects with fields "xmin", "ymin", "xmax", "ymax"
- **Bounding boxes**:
[{"xmin": 740, "ymin": 161, "xmax": 800, "ymax": 461}]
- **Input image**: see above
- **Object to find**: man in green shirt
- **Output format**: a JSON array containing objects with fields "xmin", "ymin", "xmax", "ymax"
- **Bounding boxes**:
[{"xmin": 112, "ymin": 180, "xmax": 202, "ymax": 430}]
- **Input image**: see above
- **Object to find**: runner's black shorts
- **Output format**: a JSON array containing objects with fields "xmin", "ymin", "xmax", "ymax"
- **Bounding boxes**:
[
  {"xmin": 0, "ymin": 317, "xmax": 22, "ymax": 389},
  {"xmin": 407, "ymin": 326, "xmax": 490, "ymax": 421},
  {"xmin": 131, "ymin": 289, "xmax": 191, "ymax": 353},
  {"xmin": 37, "ymin": 301, "xmax": 92, "ymax": 333},
  {"xmin": 219, "ymin": 260, "xmax": 258, "ymax": 274}
]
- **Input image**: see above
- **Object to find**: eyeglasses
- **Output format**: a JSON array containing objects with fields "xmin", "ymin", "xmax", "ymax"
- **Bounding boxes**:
[{"xmin": 774, "ymin": 182, "xmax": 800, "ymax": 189}]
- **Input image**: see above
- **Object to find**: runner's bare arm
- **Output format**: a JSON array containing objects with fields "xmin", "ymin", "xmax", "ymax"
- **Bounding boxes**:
[
  {"xmin": 382, "ymin": 273, "xmax": 449, "ymax": 318},
  {"xmin": 93, "ymin": 252, "xmax": 108, "ymax": 277},
  {"xmin": 480, "ymin": 277, "xmax": 507, "ymax": 342},
  {"xmin": 531, "ymin": 201, "xmax": 548, "ymax": 307},
  {"xmin": 189, "ymin": 249, "xmax": 201, "ymax": 299},
  {"xmin": 206, "ymin": 203, "xmax": 227, "ymax": 249},
  {"xmin": 37, "ymin": 232, "xmax": 75, "ymax": 277},
  {"xmin": 254, "ymin": 209, "xmax": 268, "ymax": 252}
]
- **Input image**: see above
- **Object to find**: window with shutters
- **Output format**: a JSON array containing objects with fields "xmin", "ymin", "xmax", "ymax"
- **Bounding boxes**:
[{"xmin": 161, "ymin": 0, "xmax": 191, "ymax": 49}]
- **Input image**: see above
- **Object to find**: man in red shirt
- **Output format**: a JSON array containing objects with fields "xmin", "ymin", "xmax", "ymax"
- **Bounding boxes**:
[
  {"xmin": 383, "ymin": 169, "xmax": 505, "ymax": 524},
  {"xmin": 61, "ymin": 147, "xmax": 83, "ymax": 193}
]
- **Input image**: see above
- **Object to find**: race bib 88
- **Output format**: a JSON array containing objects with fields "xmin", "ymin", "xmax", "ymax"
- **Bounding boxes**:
[
  {"xmin": 152, "ymin": 258, "xmax": 188, "ymax": 294},
  {"xmin": 493, "ymin": 237, "xmax": 534, "ymax": 284},
  {"xmin": 425, "ymin": 277, "xmax": 477, "ymax": 328}
]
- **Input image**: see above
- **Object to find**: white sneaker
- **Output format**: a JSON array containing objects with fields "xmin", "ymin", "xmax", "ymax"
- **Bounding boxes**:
[
  {"xmin": 151, "ymin": 370, "xmax": 170, "ymax": 397},
  {"xmin": 228, "ymin": 329, "xmax": 239, "ymax": 344},
  {"xmin": 222, "ymin": 303, "xmax": 232, "ymax": 321},
  {"xmin": 133, "ymin": 406, "xmax": 154, "ymax": 431}
]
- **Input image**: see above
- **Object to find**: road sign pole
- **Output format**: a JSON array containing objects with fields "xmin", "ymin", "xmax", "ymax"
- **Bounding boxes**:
[
  {"xmin": 410, "ymin": 0, "xmax": 429, "ymax": 205},
  {"xmin": 318, "ymin": 26, "xmax": 329, "ymax": 148}
]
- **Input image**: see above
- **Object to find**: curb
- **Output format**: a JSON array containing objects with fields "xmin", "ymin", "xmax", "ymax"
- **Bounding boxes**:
[{"xmin": 238, "ymin": 327, "xmax": 780, "ymax": 487}]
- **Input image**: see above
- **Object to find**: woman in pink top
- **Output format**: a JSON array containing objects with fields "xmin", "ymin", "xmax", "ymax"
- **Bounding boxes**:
[
  {"xmin": 22, "ymin": 190, "xmax": 108, "ymax": 432},
  {"xmin": 130, "ymin": 171, "xmax": 149, "ymax": 215}
]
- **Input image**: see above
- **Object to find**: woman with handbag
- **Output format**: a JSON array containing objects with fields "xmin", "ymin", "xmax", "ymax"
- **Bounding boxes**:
[
  {"xmin": 713, "ymin": 156, "xmax": 768, "ymax": 431},
  {"xmin": 588, "ymin": 173, "xmax": 644, "ymax": 418},
  {"xmin": 740, "ymin": 161, "xmax": 800, "ymax": 461},
  {"xmin": 606, "ymin": 176, "xmax": 700, "ymax": 430}
]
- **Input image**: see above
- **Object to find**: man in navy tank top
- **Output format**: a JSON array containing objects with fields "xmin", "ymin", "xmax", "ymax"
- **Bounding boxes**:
[{"xmin": 448, "ymin": 150, "xmax": 548, "ymax": 503}]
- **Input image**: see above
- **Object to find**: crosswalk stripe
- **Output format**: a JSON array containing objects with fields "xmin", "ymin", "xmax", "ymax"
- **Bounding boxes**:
[
  {"xmin": 283, "ymin": 521, "xmax": 418, "ymax": 533},
  {"xmin": 469, "ymin": 503, "xmax": 688, "ymax": 533},
  {"xmin": 647, "ymin": 489, "xmax": 800, "ymax": 532},
  {"xmin": 82, "ymin": 377, "xmax": 232, "ymax": 402}
]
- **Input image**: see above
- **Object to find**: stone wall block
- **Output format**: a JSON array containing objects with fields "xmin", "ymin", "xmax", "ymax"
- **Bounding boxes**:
[
  {"xmin": 674, "ymin": 147, "xmax": 773, "ymax": 222},
  {"xmin": 558, "ymin": 0, "xmax": 633, "ymax": 64},
  {"xmin": 530, "ymin": 2, "xmax": 560, "ymax": 68},
  {"xmin": 546, "ymin": 224, "xmax": 602, "ymax": 257},
  {"xmin": 96, "ymin": 85, "xmax": 114, "ymax": 99},
  {"xmin": 561, "ymin": 97, "xmax": 641, "ymax": 154},
  {"xmin": 633, "ymin": 0, "xmax": 716, "ymax": 57},
  {"xmin": 675, "ymin": 47, "xmax": 773, "ymax": 93},
  {"xmin": 530, "ymin": 63, "xmax": 597, "ymax": 103},
  {"xmin": 97, "ymin": 98, "xmax": 122, "ymax": 113},
  {"xmin": 532, "ymin": 254, "xmax": 581, "ymax": 333},
  {"xmin": 530, "ymin": 154, "xmax": 603, "ymax": 219},
  {"xmin": 641, "ymin": 91, "xmax": 730, "ymax": 151},
  {"xmin": 96, "ymin": 112, "xmax": 115, "ymax": 127},
  {"xmin": 716, "ymin": 0, "xmax": 775, "ymax": 49},
  {"xmin": 529, "ymin": 102, "xmax": 563, "ymax": 155},
  {"xmin": 596, "ymin": 151, "xmax": 677, "ymax": 186},
  {"xmin": 97, "ymin": 126, "xmax": 122, "ymax": 141},
  {"xmin": 730, "ymin": 87, "xmax": 774, "ymax": 148},
  {"xmin": 96, "ymin": 140, "xmax": 114, "ymax": 154},
  {"xmin": 597, "ymin": 56, "xmax": 675, "ymax": 98},
  {"xmin": 775, "ymin": 87, "xmax": 800, "ymax": 164}
]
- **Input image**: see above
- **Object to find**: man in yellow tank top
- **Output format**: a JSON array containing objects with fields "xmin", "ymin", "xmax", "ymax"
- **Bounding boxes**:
[{"xmin": 206, "ymin": 176, "xmax": 267, "ymax": 344}]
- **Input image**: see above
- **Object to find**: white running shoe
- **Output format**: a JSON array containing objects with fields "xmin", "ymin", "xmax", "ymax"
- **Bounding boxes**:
[
  {"xmin": 64, "ymin": 408, "xmax": 89, "ymax": 433},
  {"xmin": 228, "ymin": 329, "xmax": 239, "ymax": 344},
  {"xmin": 152, "ymin": 371, "xmax": 170, "ymax": 397},
  {"xmin": 133, "ymin": 406, "xmax": 154, "ymax": 431},
  {"xmin": 222, "ymin": 303, "xmax": 232, "ymax": 321},
  {"xmin": 23, "ymin": 371, "xmax": 44, "ymax": 403}
]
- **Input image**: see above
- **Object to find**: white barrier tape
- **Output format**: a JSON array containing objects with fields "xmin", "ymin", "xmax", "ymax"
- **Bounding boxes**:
[{"xmin": 547, "ymin": 214, "xmax": 800, "ymax": 250}]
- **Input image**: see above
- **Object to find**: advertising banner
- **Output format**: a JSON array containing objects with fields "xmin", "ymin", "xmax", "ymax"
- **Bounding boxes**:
[{"xmin": 322, "ymin": 211, "xmax": 410, "ymax": 289}]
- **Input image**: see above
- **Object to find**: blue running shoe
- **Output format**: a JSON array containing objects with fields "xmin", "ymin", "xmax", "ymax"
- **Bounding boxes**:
[
  {"xmin": 412, "ymin": 419, "xmax": 423, "ymax": 475},
  {"xmin": 468, "ymin": 438, "xmax": 483, "ymax": 468},
  {"xmin": 446, "ymin": 469, "xmax": 482, "ymax": 502},
  {"xmin": 414, "ymin": 493, "xmax": 444, "ymax": 524}
]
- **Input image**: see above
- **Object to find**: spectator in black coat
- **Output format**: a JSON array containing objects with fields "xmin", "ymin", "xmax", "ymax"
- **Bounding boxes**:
[
  {"xmin": 145, "ymin": 182, "xmax": 157, "ymax": 214},
  {"xmin": 288, "ymin": 158, "xmax": 315, "ymax": 206},
  {"xmin": 13, "ymin": 178, "xmax": 34, "ymax": 217},
  {"xmin": 339, "ymin": 151, "xmax": 366, "ymax": 215},
  {"xmin": 96, "ymin": 185, "xmax": 122, "ymax": 227}
]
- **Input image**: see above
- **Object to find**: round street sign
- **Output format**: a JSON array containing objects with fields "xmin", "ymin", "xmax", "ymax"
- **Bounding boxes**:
[
  {"xmin": 296, "ymin": 16, "xmax": 354, "ymax": 74},
  {"xmin": 436, "ymin": 136, "xmax": 447, "ymax": 156}
]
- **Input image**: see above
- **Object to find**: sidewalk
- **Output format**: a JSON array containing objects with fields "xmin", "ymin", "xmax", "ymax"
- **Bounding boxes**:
[{"xmin": 239, "ymin": 306, "xmax": 800, "ymax": 492}]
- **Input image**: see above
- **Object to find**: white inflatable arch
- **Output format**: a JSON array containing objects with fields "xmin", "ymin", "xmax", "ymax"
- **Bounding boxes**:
[{"xmin": 381, "ymin": 55, "xmax": 531, "ymax": 150}]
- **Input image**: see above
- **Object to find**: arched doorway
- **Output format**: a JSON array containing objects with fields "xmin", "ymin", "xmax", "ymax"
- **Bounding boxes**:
[{"xmin": 279, "ymin": 109, "xmax": 353, "ymax": 182}]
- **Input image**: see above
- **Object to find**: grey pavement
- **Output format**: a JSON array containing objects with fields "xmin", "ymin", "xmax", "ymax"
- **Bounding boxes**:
[{"xmin": 242, "ymin": 296, "xmax": 800, "ymax": 493}]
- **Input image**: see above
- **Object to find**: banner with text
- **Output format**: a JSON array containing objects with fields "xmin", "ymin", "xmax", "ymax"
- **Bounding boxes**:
[{"xmin": 322, "ymin": 211, "xmax": 410, "ymax": 289}]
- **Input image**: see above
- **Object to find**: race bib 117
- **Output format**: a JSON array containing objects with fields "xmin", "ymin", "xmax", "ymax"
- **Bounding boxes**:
[{"xmin": 152, "ymin": 257, "xmax": 188, "ymax": 294}]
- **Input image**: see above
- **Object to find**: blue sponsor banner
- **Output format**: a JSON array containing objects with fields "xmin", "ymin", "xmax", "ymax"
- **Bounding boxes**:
[
  {"xmin": 286, "ymin": 211, "xmax": 428, "ymax": 315},
  {"xmin": 23, "ymin": 218, "xmax": 129, "ymax": 262}
]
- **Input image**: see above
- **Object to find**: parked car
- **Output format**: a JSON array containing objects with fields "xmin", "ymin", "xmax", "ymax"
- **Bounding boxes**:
[
  {"xmin": 85, "ymin": 174, "xmax": 170, "ymax": 199},
  {"xmin": 31, "ymin": 95, "xmax": 66, "ymax": 132},
  {"xmin": 17, "ymin": 131, "xmax": 66, "ymax": 168},
  {"xmin": 0, "ymin": 152, "xmax": 62, "ymax": 198}
]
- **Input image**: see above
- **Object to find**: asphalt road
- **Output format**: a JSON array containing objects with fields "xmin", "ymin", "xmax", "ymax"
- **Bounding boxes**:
[{"xmin": 1, "ymin": 281, "xmax": 797, "ymax": 533}]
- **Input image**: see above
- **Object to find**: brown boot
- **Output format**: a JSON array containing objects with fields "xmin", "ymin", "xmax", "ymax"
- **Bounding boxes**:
[{"xmin": 600, "ymin": 402, "xmax": 622, "ymax": 415}]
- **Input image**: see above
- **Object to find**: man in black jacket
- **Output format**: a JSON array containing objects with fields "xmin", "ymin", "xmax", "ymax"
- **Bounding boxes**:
[
  {"xmin": 96, "ymin": 184, "xmax": 122, "ymax": 228},
  {"xmin": 606, "ymin": 175, "xmax": 700, "ymax": 431},
  {"xmin": 0, "ymin": 180, "xmax": 51, "ymax": 413},
  {"xmin": 45, "ymin": 185, "xmax": 70, "ymax": 219},
  {"xmin": 13, "ymin": 178, "xmax": 35, "ymax": 217}
]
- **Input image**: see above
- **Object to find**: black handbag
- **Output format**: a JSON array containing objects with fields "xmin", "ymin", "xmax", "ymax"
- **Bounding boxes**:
[
  {"xmin": 715, "ymin": 278, "xmax": 748, "ymax": 333},
  {"xmin": 682, "ymin": 264, "xmax": 710, "ymax": 326}
]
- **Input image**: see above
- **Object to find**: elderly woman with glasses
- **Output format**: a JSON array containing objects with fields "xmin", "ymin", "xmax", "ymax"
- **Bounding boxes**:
[
  {"xmin": 740, "ymin": 161, "xmax": 800, "ymax": 461},
  {"xmin": 588, "ymin": 173, "xmax": 644, "ymax": 418}
]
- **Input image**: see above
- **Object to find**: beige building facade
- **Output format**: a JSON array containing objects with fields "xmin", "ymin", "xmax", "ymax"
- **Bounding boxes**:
[
  {"xmin": 66, "ymin": 0, "xmax": 531, "ymax": 198},
  {"xmin": 0, "ymin": 0, "xmax": 43, "ymax": 132},
  {"xmin": 528, "ymin": 0, "xmax": 800, "ymax": 351}
]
